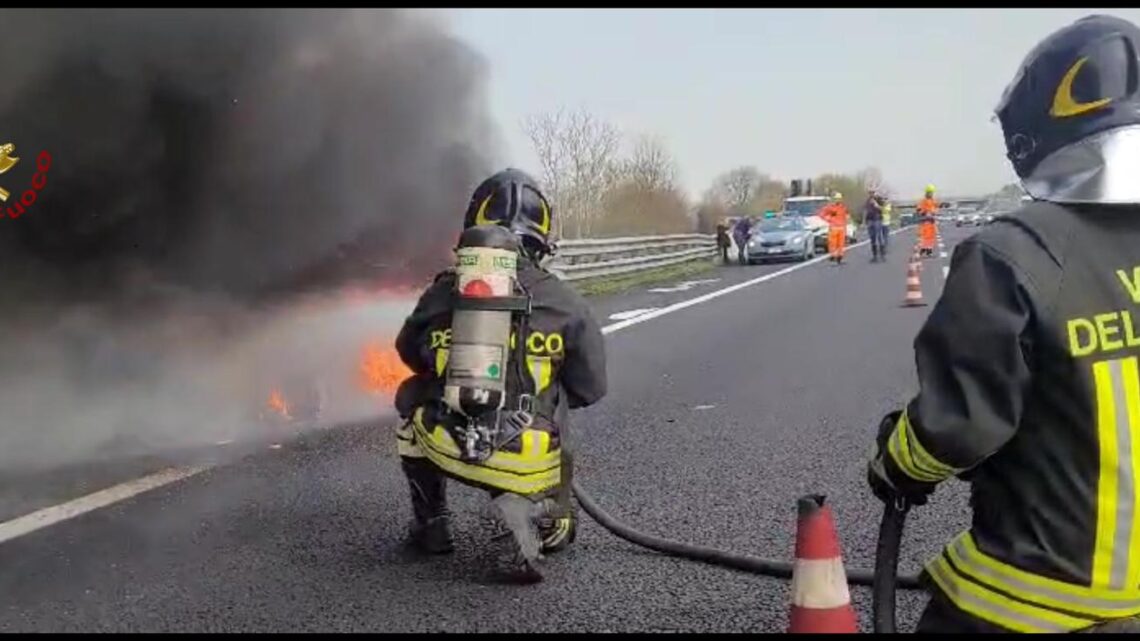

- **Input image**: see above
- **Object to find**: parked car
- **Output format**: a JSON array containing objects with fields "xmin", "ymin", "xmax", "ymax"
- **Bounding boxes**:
[
  {"xmin": 745, "ymin": 216, "xmax": 815, "ymax": 264},
  {"xmin": 782, "ymin": 195, "xmax": 858, "ymax": 251}
]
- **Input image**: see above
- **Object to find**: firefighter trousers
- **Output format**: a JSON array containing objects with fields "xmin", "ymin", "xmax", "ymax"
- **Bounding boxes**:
[
  {"xmin": 917, "ymin": 586, "xmax": 1140, "ymax": 634},
  {"xmin": 399, "ymin": 449, "xmax": 575, "ymax": 522},
  {"xmin": 915, "ymin": 588, "xmax": 1010, "ymax": 633}
]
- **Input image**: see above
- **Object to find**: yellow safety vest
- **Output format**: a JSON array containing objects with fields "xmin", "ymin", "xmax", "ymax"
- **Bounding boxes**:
[{"xmin": 882, "ymin": 204, "xmax": 892, "ymax": 226}]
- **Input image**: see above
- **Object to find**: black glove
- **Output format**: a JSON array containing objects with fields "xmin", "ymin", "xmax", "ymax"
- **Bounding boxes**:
[{"xmin": 866, "ymin": 409, "xmax": 936, "ymax": 507}]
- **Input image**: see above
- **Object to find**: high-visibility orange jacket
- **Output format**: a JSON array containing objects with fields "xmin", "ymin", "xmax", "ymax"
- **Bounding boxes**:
[
  {"xmin": 917, "ymin": 197, "xmax": 939, "ymax": 216},
  {"xmin": 818, "ymin": 202, "xmax": 849, "ymax": 229}
]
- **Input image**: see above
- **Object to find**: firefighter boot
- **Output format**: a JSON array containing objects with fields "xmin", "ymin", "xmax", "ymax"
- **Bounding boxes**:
[
  {"xmin": 402, "ymin": 458, "xmax": 454, "ymax": 555},
  {"xmin": 538, "ymin": 450, "xmax": 577, "ymax": 555},
  {"xmin": 489, "ymin": 493, "xmax": 544, "ymax": 584},
  {"xmin": 538, "ymin": 501, "xmax": 577, "ymax": 555}
]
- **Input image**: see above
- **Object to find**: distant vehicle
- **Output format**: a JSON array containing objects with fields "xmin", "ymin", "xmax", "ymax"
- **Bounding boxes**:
[
  {"xmin": 745, "ymin": 216, "xmax": 815, "ymax": 264},
  {"xmin": 957, "ymin": 211, "xmax": 984, "ymax": 227},
  {"xmin": 782, "ymin": 195, "xmax": 857, "ymax": 250}
]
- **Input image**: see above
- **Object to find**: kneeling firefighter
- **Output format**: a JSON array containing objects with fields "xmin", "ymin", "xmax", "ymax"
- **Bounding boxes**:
[
  {"xmin": 867, "ymin": 15, "xmax": 1140, "ymax": 633},
  {"xmin": 394, "ymin": 168, "xmax": 608, "ymax": 583}
]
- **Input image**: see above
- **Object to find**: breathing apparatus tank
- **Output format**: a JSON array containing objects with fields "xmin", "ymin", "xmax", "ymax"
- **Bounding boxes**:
[{"xmin": 443, "ymin": 224, "xmax": 532, "ymax": 462}]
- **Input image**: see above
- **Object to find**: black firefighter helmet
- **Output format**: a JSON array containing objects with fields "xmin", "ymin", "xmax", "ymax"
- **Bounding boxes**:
[
  {"xmin": 462, "ymin": 168, "xmax": 554, "ymax": 260},
  {"xmin": 995, "ymin": 15, "xmax": 1140, "ymax": 189}
]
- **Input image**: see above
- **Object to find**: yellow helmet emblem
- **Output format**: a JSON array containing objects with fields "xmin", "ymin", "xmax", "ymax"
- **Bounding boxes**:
[
  {"xmin": 1051, "ymin": 57, "xmax": 1113, "ymax": 118},
  {"xmin": 473, "ymin": 194, "xmax": 496, "ymax": 226},
  {"xmin": 473, "ymin": 191, "xmax": 551, "ymax": 235}
]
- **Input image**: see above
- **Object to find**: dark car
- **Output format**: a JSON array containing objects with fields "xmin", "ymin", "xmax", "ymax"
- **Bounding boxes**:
[{"xmin": 745, "ymin": 216, "xmax": 816, "ymax": 264}]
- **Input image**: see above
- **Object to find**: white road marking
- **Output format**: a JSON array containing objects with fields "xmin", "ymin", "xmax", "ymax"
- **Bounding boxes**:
[
  {"xmin": 693, "ymin": 404, "xmax": 717, "ymax": 411},
  {"xmin": 943, "ymin": 266, "xmax": 950, "ymax": 280},
  {"xmin": 0, "ymin": 467, "xmax": 209, "ymax": 546},
  {"xmin": 0, "ymin": 229, "xmax": 908, "ymax": 544},
  {"xmin": 646, "ymin": 278, "xmax": 721, "ymax": 294},
  {"xmin": 602, "ymin": 234, "xmax": 885, "ymax": 335},
  {"xmin": 940, "ymin": 252, "xmax": 948, "ymax": 259},
  {"xmin": 608, "ymin": 308, "xmax": 660, "ymax": 321}
]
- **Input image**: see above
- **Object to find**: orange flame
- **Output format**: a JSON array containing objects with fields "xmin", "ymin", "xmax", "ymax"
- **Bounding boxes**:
[
  {"xmin": 360, "ymin": 342, "xmax": 411, "ymax": 395},
  {"xmin": 266, "ymin": 388, "xmax": 292, "ymax": 419}
]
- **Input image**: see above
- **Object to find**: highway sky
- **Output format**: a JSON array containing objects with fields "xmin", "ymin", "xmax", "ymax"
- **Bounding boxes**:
[{"xmin": 440, "ymin": 8, "xmax": 1140, "ymax": 200}]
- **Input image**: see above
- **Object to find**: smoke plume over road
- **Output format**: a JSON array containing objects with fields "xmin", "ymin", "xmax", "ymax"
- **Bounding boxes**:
[{"xmin": 0, "ymin": 9, "xmax": 496, "ymax": 471}]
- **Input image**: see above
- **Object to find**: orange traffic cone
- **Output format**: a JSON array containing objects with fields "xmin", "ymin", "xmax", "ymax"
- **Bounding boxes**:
[
  {"xmin": 901, "ymin": 257, "xmax": 926, "ymax": 307},
  {"xmin": 788, "ymin": 495, "xmax": 858, "ymax": 633}
]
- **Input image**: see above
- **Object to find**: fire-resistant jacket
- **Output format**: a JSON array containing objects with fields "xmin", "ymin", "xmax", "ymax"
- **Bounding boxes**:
[
  {"xmin": 393, "ymin": 258, "xmax": 607, "ymax": 497},
  {"xmin": 881, "ymin": 201, "xmax": 1140, "ymax": 632}
]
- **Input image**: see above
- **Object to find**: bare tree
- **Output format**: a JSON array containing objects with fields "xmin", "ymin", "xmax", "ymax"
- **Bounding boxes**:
[
  {"xmin": 522, "ymin": 111, "xmax": 570, "ymax": 238},
  {"xmin": 748, "ymin": 175, "xmax": 787, "ymax": 213},
  {"xmin": 621, "ymin": 134, "xmax": 677, "ymax": 193},
  {"xmin": 522, "ymin": 107, "xmax": 621, "ymax": 238},
  {"xmin": 857, "ymin": 166, "xmax": 885, "ymax": 194},
  {"xmin": 712, "ymin": 166, "xmax": 762, "ymax": 211}
]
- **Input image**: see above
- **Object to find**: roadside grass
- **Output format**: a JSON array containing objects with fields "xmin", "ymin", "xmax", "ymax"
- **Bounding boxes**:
[{"xmin": 573, "ymin": 258, "xmax": 719, "ymax": 297}]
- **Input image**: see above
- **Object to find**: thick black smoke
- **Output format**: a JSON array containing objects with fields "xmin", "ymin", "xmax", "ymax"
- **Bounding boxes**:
[
  {"xmin": 0, "ymin": 8, "xmax": 493, "ymax": 309},
  {"xmin": 0, "ymin": 9, "xmax": 497, "ymax": 471}
]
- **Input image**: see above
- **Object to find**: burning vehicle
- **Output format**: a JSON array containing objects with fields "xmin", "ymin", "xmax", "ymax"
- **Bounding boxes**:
[{"xmin": 257, "ymin": 340, "xmax": 411, "ymax": 428}]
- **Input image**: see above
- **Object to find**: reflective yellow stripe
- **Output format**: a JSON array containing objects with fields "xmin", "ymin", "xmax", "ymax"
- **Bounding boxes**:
[
  {"xmin": 521, "ymin": 431, "xmax": 535, "ymax": 459},
  {"xmin": 943, "ymin": 532, "xmax": 1140, "ymax": 619},
  {"xmin": 410, "ymin": 408, "xmax": 561, "ymax": 495},
  {"xmin": 1093, "ymin": 358, "xmax": 1140, "ymax": 590},
  {"xmin": 927, "ymin": 553, "xmax": 1095, "ymax": 633},
  {"xmin": 412, "ymin": 409, "xmax": 559, "ymax": 474},
  {"xmin": 901, "ymin": 411, "xmax": 959, "ymax": 477},
  {"xmin": 526, "ymin": 355, "xmax": 553, "ymax": 394},
  {"xmin": 424, "ymin": 449, "xmax": 560, "ymax": 495},
  {"xmin": 395, "ymin": 421, "xmax": 424, "ymax": 458},
  {"xmin": 1124, "ymin": 359, "xmax": 1140, "ymax": 589},
  {"xmin": 434, "ymin": 348, "xmax": 449, "ymax": 376},
  {"xmin": 1094, "ymin": 360, "xmax": 1120, "ymax": 588},
  {"xmin": 397, "ymin": 438, "xmax": 424, "ymax": 458},
  {"xmin": 887, "ymin": 411, "xmax": 949, "ymax": 482}
]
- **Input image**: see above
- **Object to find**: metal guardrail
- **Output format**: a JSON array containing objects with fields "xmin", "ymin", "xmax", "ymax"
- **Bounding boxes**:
[{"xmin": 545, "ymin": 233, "xmax": 718, "ymax": 282}]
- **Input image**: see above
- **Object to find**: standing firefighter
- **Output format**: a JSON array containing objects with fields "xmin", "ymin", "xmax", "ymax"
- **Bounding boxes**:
[
  {"xmin": 867, "ymin": 15, "xmax": 1140, "ymax": 633},
  {"xmin": 818, "ymin": 192, "xmax": 850, "ymax": 264},
  {"xmin": 394, "ymin": 168, "xmax": 607, "ymax": 583},
  {"xmin": 916, "ymin": 185, "xmax": 939, "ymax": 257}
]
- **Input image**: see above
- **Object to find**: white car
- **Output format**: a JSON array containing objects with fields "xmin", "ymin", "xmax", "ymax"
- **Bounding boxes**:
[{"xmin": 782, "ymin": 196, "xmax": 858, "ymax": 251}]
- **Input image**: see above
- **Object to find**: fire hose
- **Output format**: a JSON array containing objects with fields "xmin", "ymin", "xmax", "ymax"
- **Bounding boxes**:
[
  {"xmin": 570, "ymin": 479, "xmax": 923, "ymax": 611},
  {"xmin": 871, "ymin": 497, "xmax": 912, "ymax": 634},
  {"xmin": 443, "ymin": 223, "xmax": 922, "ymax": 629}
]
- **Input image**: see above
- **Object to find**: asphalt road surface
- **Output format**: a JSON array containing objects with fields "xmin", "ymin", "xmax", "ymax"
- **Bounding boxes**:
[{"xmin": 0, "ymin": 224, "xmax": 980, "ymax": 633}]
